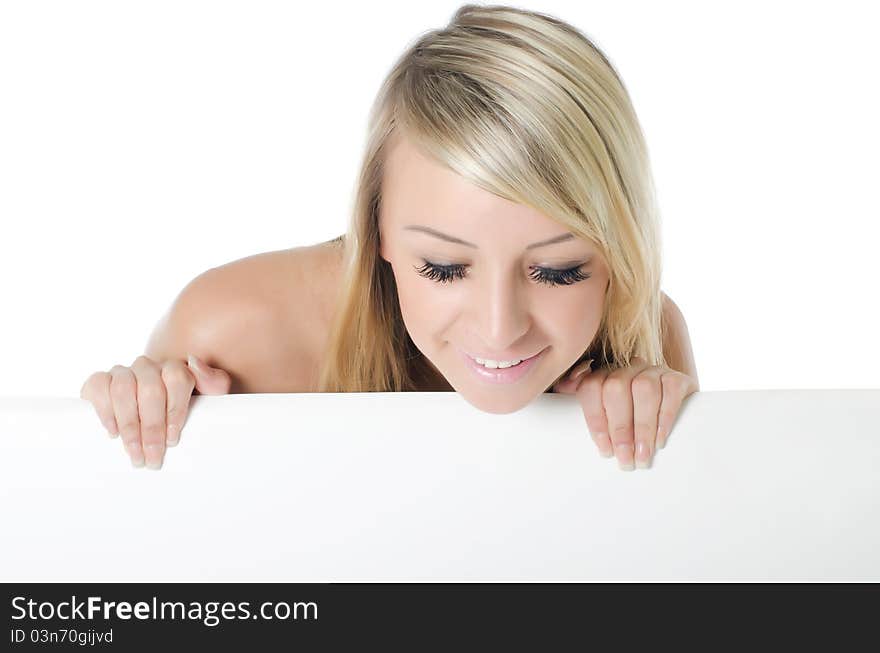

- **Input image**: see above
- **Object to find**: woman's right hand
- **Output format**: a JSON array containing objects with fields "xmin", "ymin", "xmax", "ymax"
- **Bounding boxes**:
[{"xmin": 80, "ymin": 354, "xmax": 232, "ymax": 469}]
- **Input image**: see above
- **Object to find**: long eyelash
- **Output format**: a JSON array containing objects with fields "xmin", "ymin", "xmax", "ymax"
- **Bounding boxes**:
[
  {"xmin": 413, "ymin": 261, "xmax": 591, "ymax": 286},
  {"xmin": 414, "ymin": 261, "xmax": 466, "ymax": 283},
  {"xmin": 529, "ymin": 265, "xmax": 591, "ymax": 286}
]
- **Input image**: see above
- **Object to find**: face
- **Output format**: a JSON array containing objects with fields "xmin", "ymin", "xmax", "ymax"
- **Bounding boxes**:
[{"xmin": 378, "ymin": 133, "xmax": 609, "ymax": 414}]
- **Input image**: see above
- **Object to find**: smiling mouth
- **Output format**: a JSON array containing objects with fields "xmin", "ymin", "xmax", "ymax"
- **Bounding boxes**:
[
  {"xmin": 472, "ymin": 358, "xmax": 526, "ymax": 369},
  {"xmin": 464, "ymin": 349, "xmax": 545, "ymax": 365},
  {"xmin": 456, "ymin": 346, "xmax": 549, "ymax": 382}
]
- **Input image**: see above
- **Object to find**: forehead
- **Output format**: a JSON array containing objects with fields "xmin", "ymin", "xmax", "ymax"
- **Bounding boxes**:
[
  {"xmin": 381, "ymin": 133, "xmax": 560, "ymax": 233},
  {"xmin": 382, "ymin": 133, "xmax": 475, "ymax": 203}
]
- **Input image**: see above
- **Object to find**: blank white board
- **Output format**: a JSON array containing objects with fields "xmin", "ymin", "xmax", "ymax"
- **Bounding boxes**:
[{"xmin": 0, "ymin": 389, "xmax": 877, "ymax": 582}]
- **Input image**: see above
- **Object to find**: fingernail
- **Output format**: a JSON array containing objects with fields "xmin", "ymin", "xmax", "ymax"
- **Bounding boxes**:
[
  {"xmin": 187, "ymin": 353, "xmax": 200, "ymax": 371},
  {"xmin": 570, "ymin": 359, "xmax": 594, "ymax": 382},
  {"xmin": 593, "ymin": 432, "xmax": 613, "ymax": 457},
  {"xmin": 126, "ymin": 442, "xmax": 143, "ymax": 465},
  {"xmin": 167, "ymin": 424, "xmax": 179, "ymax": 445},
  {"xmin": 615, "ymin": 443, "xmax": 634, "ymax": 471},
  {"xmin": 143, "ymin": 443, "xmax": 164, "ymax": 469},
  {"xmin": 636, "ymin": 441, "xmax": 653, "ymax": 469},
  {"xmin": 657, "ymin": 429, "xmax": 666, "ymax": 449}
]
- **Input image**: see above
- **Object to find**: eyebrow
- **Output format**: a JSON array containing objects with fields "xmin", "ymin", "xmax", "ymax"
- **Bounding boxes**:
[{"xmin": 403, "ymin": 225, "xmax": 576, "ymax": 250}]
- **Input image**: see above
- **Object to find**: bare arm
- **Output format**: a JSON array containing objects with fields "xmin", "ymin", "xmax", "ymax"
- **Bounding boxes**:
[
  {"xmin": 661, "ymin": 292, "xmax": 699, "ymax": 390},
  {"xmin": 144, "ymin": 256, "xmax": 319, "ymax": 394}
]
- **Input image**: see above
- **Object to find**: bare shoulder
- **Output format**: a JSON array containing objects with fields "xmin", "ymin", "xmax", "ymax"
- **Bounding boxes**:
[{"xmin": 145, "ymin": 238, "xmax": 345, "ymax": 393}]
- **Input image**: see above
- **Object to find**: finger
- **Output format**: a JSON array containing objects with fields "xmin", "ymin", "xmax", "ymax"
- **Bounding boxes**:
[
  {"xmin": 81, "ymin": 371, "xmax": 118, "ymax": 436},
  {"xmin": 109, "ymin": 365, "xmax": 144, "ymax": 467},
  {"xmin": 574, "ymin": 367, "xmax": 614, "ymax": 457},
  {"xmin": 631, "ymin": 366, "xmax": 664, "ymax": 469},
  {"xmin": 551, "ymin": 358, "xmax": 593, "ymax": 395},
  {"xmin": 603, "ymin": 356, "xmax": 652, "ymax": 471},
  {"xmin": 656, "ymin": 372, "xmax": 697, "ymax": 449},
  {"xmin": 131, "ymin": 356, "xmax": 167, "ymax": 470},
  {"xmin": 161, "ymin": 359, "xmax": 196, "ymax": 446},
  {"xmin": 186, "ymin": 354, "xmax": 233, "ymax": 395}
]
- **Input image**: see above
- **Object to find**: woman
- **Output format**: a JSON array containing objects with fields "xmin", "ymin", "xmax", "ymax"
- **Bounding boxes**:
[{"xmin": 81, "ymin": 4, "xmax": 699, "ymax": 473}]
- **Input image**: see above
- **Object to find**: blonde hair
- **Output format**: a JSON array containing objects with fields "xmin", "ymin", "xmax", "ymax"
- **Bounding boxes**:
[{"xmin": 318, "ymin": 3, "xmax": 666, "ymax": 393}]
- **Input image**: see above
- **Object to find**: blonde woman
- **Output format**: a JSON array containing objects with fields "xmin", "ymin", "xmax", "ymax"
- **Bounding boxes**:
[{"xmin": 81, "ymin": 4, "xmax": 699, "ymax": 473}]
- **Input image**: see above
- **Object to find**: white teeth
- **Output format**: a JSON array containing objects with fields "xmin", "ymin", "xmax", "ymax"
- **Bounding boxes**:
[{"xmin": 474, "ymin": 357, "xmax": 523, "ymax": 369}]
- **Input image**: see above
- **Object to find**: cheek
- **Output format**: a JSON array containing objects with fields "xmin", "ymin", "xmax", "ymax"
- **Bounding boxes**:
[
  {"xmin": 394, "ymin": 275, "xmax": 456, "ymax": 338},
  {"xmin": 538, "ymin": 288, "xmax": 604, "ymax": 344}
]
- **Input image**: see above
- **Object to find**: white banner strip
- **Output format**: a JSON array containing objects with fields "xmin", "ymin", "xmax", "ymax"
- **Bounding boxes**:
[{"xmin": 1, "ymin": 389, "xmax": 878, "ymax": 582}]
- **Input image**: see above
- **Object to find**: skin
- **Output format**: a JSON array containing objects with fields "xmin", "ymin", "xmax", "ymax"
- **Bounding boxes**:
[
  {"xmin": 378, "ymin": 132, "xmax": 611, "ymax": 416},
  {"xmin": 83, "ymin": 133, "xmax": 699, "ymax": 472}
]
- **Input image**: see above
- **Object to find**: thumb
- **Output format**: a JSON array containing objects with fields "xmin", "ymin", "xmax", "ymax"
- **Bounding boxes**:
[
  {"xmin": 552, "ymin": 358, "xmax": 593, "ymax": 394},
  {"xmin": 187, "ymin": 353, "xmax": 232, "ymax": 395}
]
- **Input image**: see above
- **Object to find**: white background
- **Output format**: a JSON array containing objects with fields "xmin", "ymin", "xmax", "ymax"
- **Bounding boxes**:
[{"xmin": 1, "ymin": 0, "xmax": 877, "ymax": 397}]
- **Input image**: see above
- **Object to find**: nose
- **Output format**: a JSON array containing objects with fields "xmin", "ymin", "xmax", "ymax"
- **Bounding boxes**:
[{"xmin": 470, "ymin": 267, "xmax": 531, "ymax": 352}]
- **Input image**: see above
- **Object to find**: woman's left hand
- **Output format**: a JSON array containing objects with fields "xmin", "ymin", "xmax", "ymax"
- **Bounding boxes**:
[{"xmin": 552, "ymin": 356, "xmax": 699, "ymax": 470}]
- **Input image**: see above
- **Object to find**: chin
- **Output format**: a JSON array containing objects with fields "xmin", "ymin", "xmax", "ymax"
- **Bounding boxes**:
[{"xmin": 456, "ymin": 390, "xmax": 533, "ymax": 415}]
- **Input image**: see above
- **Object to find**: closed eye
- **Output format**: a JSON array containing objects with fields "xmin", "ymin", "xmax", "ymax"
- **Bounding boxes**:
[{"xmin": 413, "ymin": 261, "xmax": 591, "ymax": 286}]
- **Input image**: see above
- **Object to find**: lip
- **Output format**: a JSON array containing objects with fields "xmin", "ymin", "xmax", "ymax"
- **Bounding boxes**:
[{"xmin": 457, "ymin": 346, "xmax": 547, "ymax": 384}]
